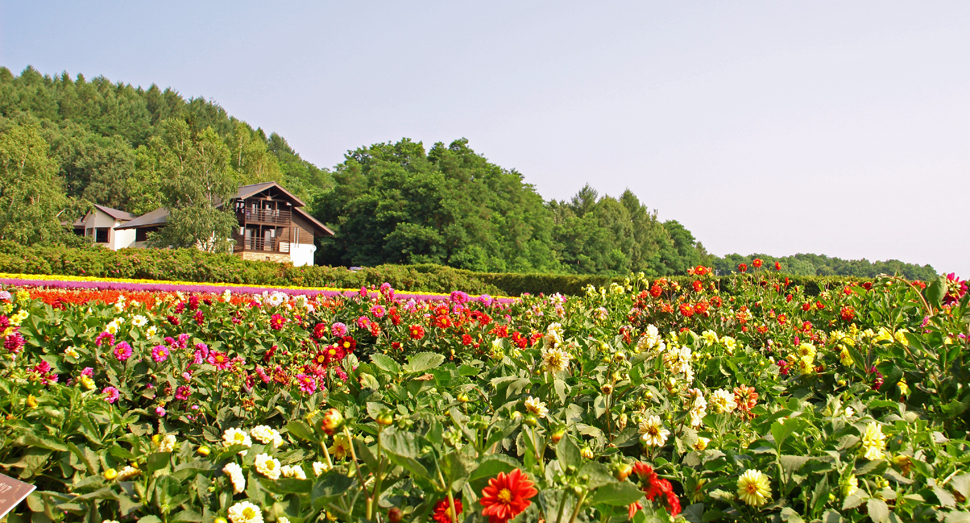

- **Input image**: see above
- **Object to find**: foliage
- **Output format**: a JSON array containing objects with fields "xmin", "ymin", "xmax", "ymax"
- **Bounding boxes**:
[
  {"xmin": 0, "ymin": 117, "xmax": 81, "ymax": 245},
  {"xmin": 0, "ymin": 265, "xmax": 968, "ymax": 522},
  {"xmin": 147, "ymin": 121, "xmax": 239, "ymax": 252}
]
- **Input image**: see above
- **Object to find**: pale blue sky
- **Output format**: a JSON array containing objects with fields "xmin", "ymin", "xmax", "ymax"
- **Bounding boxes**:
[{"xmin": 2, "ymin": 2, "xmax": 968, "ymax": 276}]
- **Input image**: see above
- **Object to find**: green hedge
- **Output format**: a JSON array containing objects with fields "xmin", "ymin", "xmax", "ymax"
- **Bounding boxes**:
[{"xmin": 0, "ymin": 242, "xmax": 888, "ymax": 297}]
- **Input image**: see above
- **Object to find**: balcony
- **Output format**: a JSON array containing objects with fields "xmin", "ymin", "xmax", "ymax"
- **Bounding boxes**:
[
  {"xmin": 238, "ymin": 209, "xmax": 291, "ymax": 225},
  {"xmin": 233, "ymin": 237, "xmax": 290, "ymax": 253}
]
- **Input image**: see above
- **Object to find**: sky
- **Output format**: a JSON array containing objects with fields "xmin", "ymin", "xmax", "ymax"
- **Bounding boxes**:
[{"xmin": 2, "ymin": 1, "xmax": 968, "ymax": 276}]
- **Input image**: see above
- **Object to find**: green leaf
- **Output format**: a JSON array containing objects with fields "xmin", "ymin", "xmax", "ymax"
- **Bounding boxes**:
[
  {"xmin": 820, "ymin": 509, "xmax": 843, "ymax": 523},
  {"xmin": 770, "ymin": 417, "xmax": 802, "ymax": 452},
  {"xmin": 137, "ymin": 517, "xmax": 162, "ymax": 523},
  {"xmin": 866, "ymin": 498, "xmax": 890, "ymax": 523},
  {"xmin": 842, "ymin": 490, "xmax": 868, "ymax": 510},
  {"xmin": 779, "ymin": 507, "xmax": 805, "ymax": 523},
  {"xmin": 556, "ymin": 434, "xmax": 582, "ymax": 471},
  {"xmin": 311, "ymin": 472, "xmax": 356, "ymax": 510},
  {"xmin": 170, "ymin": 511, "xmax": 204, "ymax": 522},
  {"xmin": 553, "ymin": 379, "xmax": 568, "ymax": 403},
  {"xmin": 19, "ymin": 433, "xmax": 67, "ymax": 452},
  {"xmin": 370, "ymin": 353, "xmax": 401, "ymax": 374},
  {"xmin": 588, "ymin": 481, "xmax": 643, "ymax": 506},
  {"xmin": 926, "ymin": 276, "xmax": 946, "ymax": 308},
  {"xmin": 403, "ymin": 352, "xmax": 445, "ymax": 374},
  {"xmin": 284, "ymin": 420, "xmax": 318, "ymax": 444}
]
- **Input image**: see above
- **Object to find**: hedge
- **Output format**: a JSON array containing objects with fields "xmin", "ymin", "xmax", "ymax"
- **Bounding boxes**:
[{"xmin": 0, "ymin": 242, "xmax": 892, "ymax": 297}]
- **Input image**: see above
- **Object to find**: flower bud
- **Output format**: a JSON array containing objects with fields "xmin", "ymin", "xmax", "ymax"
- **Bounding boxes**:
[
  {"xmin": 457, "ymin": 393, "xmax": 470, "ymax": 403},
  {"xmin": 25, "ymin": 395, "xmax": 37, "ymax": 408},
  {"xmin": 214, "ymin": 518, "xmax": 228, "ymax": 523},
  {"xmin": 197, "ymin": 445, "xmax": 211, "ymax": 456},
  {"xmin": 388, "ymin": 507, "xmax": 404, "ymax": 523},
  {"xmin": 614, "ymin": 463, "xmax": 633, "ymax": 481},
  {"xmin": 601, "ymin": 384, "xmax": 613, "ymax": 395},
  {"xmin": 580, "ymin": 447, "xmax": 594, "ymax": 460},
  {"xmin": 523, "ymin": 415, "xmax": 538, "ymax": 427},
  {"xmin": 103, "ymin": 468, "xmax": 118, "ymax": 480},
  {"xmin": 321, "ymin": 408, "xmax": 344, "ymax": 435},
  {"xmin": 550, "ymin": 429, "xmax": 565, "ymax": 444},
  {"xmin": 376, "ymin": 412, "xmax": 394, "ymax": 426}
]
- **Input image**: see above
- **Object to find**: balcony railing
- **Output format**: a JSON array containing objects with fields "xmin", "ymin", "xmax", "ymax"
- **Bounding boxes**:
[
  {"xmin": 238, "ymin": 209, "xmax": 291, "ymax": 225},
  {"xmin": 234, "ymin": 238, "xmax": 290, "ymax": 253}
]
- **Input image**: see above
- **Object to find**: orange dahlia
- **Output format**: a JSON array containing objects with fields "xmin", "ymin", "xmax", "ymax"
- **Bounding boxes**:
[{"xmin": 480, "ymin": 469, "xmax": 538, "ymax": 523}]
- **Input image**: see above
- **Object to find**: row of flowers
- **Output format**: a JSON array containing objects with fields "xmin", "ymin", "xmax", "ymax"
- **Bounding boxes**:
[{"xmin": 0, "ymin": 264, "xmax": 968, "ymax": 522}]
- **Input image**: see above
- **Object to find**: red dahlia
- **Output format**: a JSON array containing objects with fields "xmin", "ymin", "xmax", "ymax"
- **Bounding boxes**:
[
  {"xmin": 432, "ymin": 498, "xmax": 462, "ymax": 523},
  {"xmin": 480, "ymin": 469, "xmax": 538, "ymax": 523}
]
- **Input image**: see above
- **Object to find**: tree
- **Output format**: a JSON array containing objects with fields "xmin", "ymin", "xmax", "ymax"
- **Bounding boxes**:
[
  {"xmin": 149, "ymin": 120, "xmax": 239, "ymax": 253},
  {"xmin": 0, "ymin": 118, "xmax": 78, "ymax": 245}
]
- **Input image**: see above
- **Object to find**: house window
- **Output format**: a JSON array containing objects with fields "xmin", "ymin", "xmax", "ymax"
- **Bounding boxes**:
[
  {"xmin": 136, "ymin": 229, "xmax": 149, "ymax": 242},
  {"xmin": 95, "ymin": 228, "xmax": 109, "ymax": 243}
]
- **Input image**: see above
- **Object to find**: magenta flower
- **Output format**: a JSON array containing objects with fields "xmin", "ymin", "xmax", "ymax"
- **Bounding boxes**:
[
  {"xmin": 356, "ymin": 316, "xmax": 371, "ymax": 329},
  {"xmin": 155, "ymin": 406, "xmax": 166, "ymax": 417},
  {"xmin": 103, "ymin": 386, "xmax": 120, "ymax": 404},
  {"xmin": 4, "ymin": 332, "xmax": 25, "ymax": 354},
  {"xmin": 295, "ymin": 373, "xmax": 317, "ymax": 394},
  {"xmin": 370, "ymin": 305, "xmax": 386, "ymax": 319},
  {"xmin": 175, "ymin": 385, "xmax": 191, "ymax": 400},
  {"xmin": 113, "ymin": 342, "xmax": 133, "ymax": 362},
  {"xmin": 151, "ymin": 345, "xmax": 169, "ymax": 363},
  {"xmin": 450, "ymin": 291, "xmax": 469, "ymax": 304},
  {"xmin": 81, "ymin": 367, "xmax": 94, "ymax": 377},
  {"xmin": 95, "ymin": 332, "xmax": 114, "ymax": 347},
  {"xmin": 331, "ymin": 322, "xmax": 348, "ymax": 337}
]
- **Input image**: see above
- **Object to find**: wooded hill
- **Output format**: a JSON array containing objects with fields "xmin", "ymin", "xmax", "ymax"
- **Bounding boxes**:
[{"xmin": 0, "ymin": 66, "xmax": 937, "ymax": 280}]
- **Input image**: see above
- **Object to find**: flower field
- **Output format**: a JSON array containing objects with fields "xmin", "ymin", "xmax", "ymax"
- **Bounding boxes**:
[{"xmin": 1, "ymin": 265, "xmax": 969, "ymax": 523}]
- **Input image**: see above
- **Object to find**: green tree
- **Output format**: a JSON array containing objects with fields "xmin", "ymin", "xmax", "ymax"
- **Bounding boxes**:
[
  {"xmin": 0, "ymin": 118, "xmax": 77, "ymax": 244},
  {"xmin": 149, "ymin": 120, "xmax": 239, "ymax": 252}
]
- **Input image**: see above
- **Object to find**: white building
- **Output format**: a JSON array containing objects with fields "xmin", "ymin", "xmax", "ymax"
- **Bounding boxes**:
[{"xmin": 73, "ymin": 205, "xmax": 137, "ymax": 250}]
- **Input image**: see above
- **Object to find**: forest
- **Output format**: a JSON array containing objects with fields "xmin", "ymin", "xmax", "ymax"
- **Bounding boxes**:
[{"xmin": 0, "ymin": 66, "xmax": 938, "ymax": 280}]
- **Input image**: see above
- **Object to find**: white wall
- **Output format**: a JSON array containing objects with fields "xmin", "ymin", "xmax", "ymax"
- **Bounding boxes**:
[
  {"xmin": 81, "ymin": 210, "xmax": 135, "ymax": 250},
  {"xmin": 288, "ymin": 243, "xmax": 316, "ymax": 267}
]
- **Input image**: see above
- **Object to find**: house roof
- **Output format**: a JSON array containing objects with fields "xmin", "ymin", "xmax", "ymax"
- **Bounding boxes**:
[
  {"xmin": 293, "ymin": 207, "xmax": 335, "ymax": 236},
  {"xmin": 115, "ymin": 207, "xmax": 170, "ymax": 230},
  {"xmin": 93, "ymin": 204, "xmax": 136, "ymax": 222},
  {"xmin": 234, "ymin": 182, "xmax": 307, "ymax": 208}
]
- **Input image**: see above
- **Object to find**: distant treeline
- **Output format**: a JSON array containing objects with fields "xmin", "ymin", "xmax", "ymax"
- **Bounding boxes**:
[{"xmin": 0, "ymin": 66, "xmax": 937, "ymax": 280}]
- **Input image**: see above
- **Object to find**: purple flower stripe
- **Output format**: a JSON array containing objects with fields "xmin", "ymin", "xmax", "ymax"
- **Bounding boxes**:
[{"xmin": 0, "ymin": 276, "xmax": 516, "ymax": 304}]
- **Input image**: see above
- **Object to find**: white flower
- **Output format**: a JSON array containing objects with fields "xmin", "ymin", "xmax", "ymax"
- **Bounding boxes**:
[
  {"xmin": 254, "ymin": 453, "xmax": 281, "ymax": 480},
  {"xmin": 64, "ymin": 347, "xmax": 80, "ymax": 359},
  {"xmin": 132, "ymin": 315, "xmax": 148, "ymax": 327},
  {"xmin": 228, "ymin": 501, "xmax": 263, "ymax": 523},
  {"xmin": 281, "ymin": 464, "xmax": 306, "ymax": 480},
  {"xmin": 541, "ymin": 346, "xmax": 571, "ymax": 374},
  {"xmin": 146, "ymin": 325, "xmax": 158, "ymax": 338},
  {"xmin": 638, "ymin": 415, "xmax": 670, "ymax": 447},
  {"xmin": 223, "ymin": 427, "xmax": 253, "ymax": 451},
  {"xmin": 158, "ymin": 434, "xmax": 177, "ymax": 453},
  {"xmin": 116, "ymin": 465, "xmax": 140, "ymax": 481},
  {"xmin": 223, "ymin": 462, "xmax": 246, "ymax": 494},
  {"xmin": 524, "ymin": 396, "xmax": 549, "ymax": 419},
  {"xmin": 543, "ymin": 323, "xmax": 564, "ymax": 348},
  {"xmin": 710, "ymin": 389, "xmax": 737, "ymax": 414},
  {"xmin": 687, "ymin": 389, "xmax": 707, "ymax": 427},
  {"xmin": 250, "ymin": 425, "xmax": 279, "ymax": 445},
  {"xmin": 313, "ymin": 461, "xmax": 329, "ymax": 476}
]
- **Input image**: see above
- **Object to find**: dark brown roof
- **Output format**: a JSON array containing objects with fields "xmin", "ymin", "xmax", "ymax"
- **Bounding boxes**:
[
  {"xmin": 234, "ymin": 182, "xmax": 306, "ymax": 207},
  {"xmin": 293, "ymin": 207, "xmax": 335, "ymax": 236},
  {"xmin": 93, "ymin": 204, "xmax": 136, "ymax": 222}
]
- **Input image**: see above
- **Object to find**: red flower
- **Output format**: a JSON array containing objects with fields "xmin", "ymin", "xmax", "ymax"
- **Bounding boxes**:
[
  {"xmin": 775, "ymin": 261, "xmax": 782, "ymax": 271},
  {"xmin": 694, "ymin": 265, "xmax": 708, "ymax": 276},
  {"xmin": 339, "ymin": 336, "xmax": 357, "ymax": 352},
  {"xmin": 738, "ymin": 263, "xmax": 748, "ymax": 273},
  {"xmin": 480, "ymin": 469, "xmax": 538, "ymax": 523},
  {"xmin": 691, "ymin": 280, "xmax": 703, "ymax": 293},
  {"xmin": 432, "ymin": 498, "xmax": 462, "ymax": 523},
  {"xmin": 649, "ymin": 284, "xmax": 663, "ymax": 298},
  {"xmin": 752, "ymin": 258, "xmax": 763, "ymax": 268},
  {"xmin": 840, "ymin": 306, "xmax": 855, "ymax": 322},
  {"xmin": 632, "ymin": 463, "xmax": 681, "ymax": 517},
  {"xmin": 628, "ymin": 501, "xmax": 643, "ymax": 519},
  {"xmin": 409, "ymin": 325, "xmax": 425, "ymax": 340}
]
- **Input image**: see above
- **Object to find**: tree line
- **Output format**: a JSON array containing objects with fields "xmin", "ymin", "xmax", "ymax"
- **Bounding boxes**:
[{"xmin": 0, "ymin": 66, "xmax": 937, "ymax": 279}]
